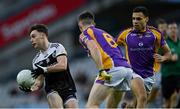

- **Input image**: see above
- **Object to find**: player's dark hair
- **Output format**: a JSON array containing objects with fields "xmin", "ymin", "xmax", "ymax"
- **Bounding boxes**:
[
  {"xmin": 78, "ymin": 11, "xmax": 95, "ymax": 25},
  {"xmin": 133, "ymin": 6, "xmax": 149, "ymax": 17},
  {"xmin": 168, "ymin": 21, "xmax": 177, "ymax": 25},
  {"xmin": 156, "ymin": 18, "xmax": 167, "ymax": 26},
  {"xmin": 29, "ymin": 24, "xmax": 48, "ymax": 36}
]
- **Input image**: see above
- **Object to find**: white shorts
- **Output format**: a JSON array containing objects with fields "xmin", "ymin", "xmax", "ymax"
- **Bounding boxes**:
[
  {"xmin": 153, "ymin": 72, "xmax": 161, "ymax": 88},
  {"xmin": 95, "ymin": 66, "xmax": 133, "ymax": 91},
  {"xmin": 132, "ymin": 73, "xmax": 155, "ymax": 93}
]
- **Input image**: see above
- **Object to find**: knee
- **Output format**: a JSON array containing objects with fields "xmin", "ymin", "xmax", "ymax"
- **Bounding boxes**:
[
  {"xmin": 138, "ymin": 94, "xmax": 147, "ymax": 103},
  {"xmin": 47, "ymin": 93, "xmax": 60, "ymax": 102},
  {"xmin": 47, "ymin": 91, "xmax": 63, "ymax": 108},
  {"xmin": 86, "ymin": 101, "xmax": 99, "ymax": 108},
  {"xmin": 86, "ymin": 104, "xmax": 98, "ymax": 108},
  {"xmin": 85, "ymin": 104, "xmax": 91, "ymax": 108}
]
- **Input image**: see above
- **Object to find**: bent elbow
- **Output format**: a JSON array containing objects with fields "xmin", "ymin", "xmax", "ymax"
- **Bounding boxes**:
[
  {"xmin": 61, "ymin": 63, "xmax": 67, "ymax": 71},
  {"xmin": 63, "ymin": 65, "xmax": 67, "ymax": 70}
]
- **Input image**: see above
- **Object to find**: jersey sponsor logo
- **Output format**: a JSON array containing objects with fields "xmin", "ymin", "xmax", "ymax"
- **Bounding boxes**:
[
  {"xmin": 145, "ymin": 33, "xmax": 151, "ymax": 37},
  {"xmin": 130, "ymin": 33, "xmax": 136, "ymax": 37},
  {"xmin": 145, "ymin": 35, "xmax": 151, "ymax": 38},
  {"xmin": 130, "ymin": 47, "xmax": 153, "ymax": 51}
]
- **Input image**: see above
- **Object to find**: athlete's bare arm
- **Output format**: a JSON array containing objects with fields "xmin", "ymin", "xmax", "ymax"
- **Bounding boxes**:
[
  {"xmin": 154, "ymin": 44, "xmax": 171, "ymax": 62},
  {"xmin": 86, "ymin": 39, "xmax": 104, "ymax": 70},
  {"xmin": 31, "ymin": 75, "xmax": 44, "ymax": 91},
  {"xmin": 47, "ymin": 55, "xmax": 67, "ymax": 72}
]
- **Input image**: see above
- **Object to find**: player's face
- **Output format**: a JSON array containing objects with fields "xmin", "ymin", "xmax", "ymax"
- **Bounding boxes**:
[
  {"xmin": 158, "ymin": 23, "xmax": 167, "ymax": 34},
  {"xmin": 29, "ymin": 30, "xmax": 45, "ymax": 49},
  {"xmin": 132, "ymin": 12, "xmax": 148, "ymax": 31},
  {"xmin": 168, "ymin": 23, "xmax": 178, "ymax": 37}
]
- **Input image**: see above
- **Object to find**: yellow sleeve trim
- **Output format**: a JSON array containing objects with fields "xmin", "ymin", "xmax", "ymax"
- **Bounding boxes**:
[
  {"xmin": 116, "ymin": 28, "xmax": 132, "ymax": 45},
  {"xmin": 149, "ymin": 27, "xmax": 162, "ymax": 73}
]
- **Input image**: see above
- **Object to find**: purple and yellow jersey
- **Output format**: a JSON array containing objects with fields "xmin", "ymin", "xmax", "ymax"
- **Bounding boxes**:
[
  {"xmin": 115, "ymin": 26, "xmax": 166, "ymax": 78},
  {"xmin": 79, "ymin": 26, "xmax": 130, "ymax": 70}
]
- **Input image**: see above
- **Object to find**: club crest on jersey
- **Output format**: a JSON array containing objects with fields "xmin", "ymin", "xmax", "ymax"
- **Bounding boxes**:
[
  {"xmin": 52, "ymin": 51, "xmax": 56, "ymax": 58},
  {"xmin": 138, "ymin": 42, "xmax": 143, "ymax": 47}
]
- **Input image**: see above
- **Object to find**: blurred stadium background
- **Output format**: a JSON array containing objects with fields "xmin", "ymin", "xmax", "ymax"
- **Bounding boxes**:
[{"xmin": 0, "ymin": 0, "xmax": 180, "ymax": 108}]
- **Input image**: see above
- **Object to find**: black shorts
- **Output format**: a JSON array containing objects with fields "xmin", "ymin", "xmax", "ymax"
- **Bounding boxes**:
[
  {"xmin": 47, "ymin": 89, "xmax": 77, "ymax": 104},
  {"xmin": 44, "ymin": 71, "xmax": 77, "ymax": 104},
  {"xmin": 161, "ymin": 75, "xmax": 180, "ymax": 99},
  {"xmin": 45, "ymin": 80, "xmax": 77, "ymax": 104}
]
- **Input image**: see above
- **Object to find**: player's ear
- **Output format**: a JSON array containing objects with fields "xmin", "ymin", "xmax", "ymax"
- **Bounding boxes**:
[
  {"xmin": 145, "ymin": 17, "xmax": 149, "ymax": 23},
  {"xmin": 41, "ymin": 33, "xmax": 47, "ymax": 39}
]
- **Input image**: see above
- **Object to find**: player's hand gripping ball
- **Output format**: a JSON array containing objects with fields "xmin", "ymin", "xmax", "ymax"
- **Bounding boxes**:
[{"xmin": 16, "ymin": 69, "xmax": 35, "ymax": 92}]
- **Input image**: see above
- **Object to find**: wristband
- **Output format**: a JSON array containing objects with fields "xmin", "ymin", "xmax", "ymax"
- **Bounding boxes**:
[{"xmin": 99, "ymin": 69, "xmax": 105, "ymax": 72}]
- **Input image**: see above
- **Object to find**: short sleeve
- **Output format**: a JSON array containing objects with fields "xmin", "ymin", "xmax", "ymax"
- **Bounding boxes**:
[
  {"xmin": 56, "ymin": 44, "xmax": 67, "ymax": 57},
  {"xmin": 151, "ymin": 28, "xmax": 166, "ymax": 47},
  {"xmin": 115, "ymin": 29, "xmax": 131, "ymax": 45}
]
